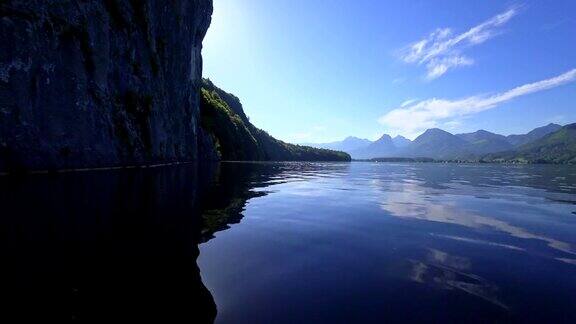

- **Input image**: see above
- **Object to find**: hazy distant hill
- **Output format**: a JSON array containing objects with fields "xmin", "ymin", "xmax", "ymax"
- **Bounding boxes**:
[
  {"xmin": 304, "ymin": 136, "xmax": 371, "ymax": 152},
  {"xmin": 351, "ymin": 134, "xmax": 398, "ymax": 159},
  {"xmin": 484, "ymin": 123, "xmax": 576, "ymax": 164},
  {"xmin": 402, "ymin": 128, "xmax": 472, "ymax": 159},
  {"xmin": 305, "ymin": 135, "xmax": 412, "ymax": 159},
  {"xmin": 392, "ymin": 135, "xmax": 412, "ymax": 148},
  {"xmin": 456, "ymin": 130, "xmax": 514, "ymax": 155},
  {"xmin": 506, "ymin": 123, "xmax": 562, "ymax": 147}
]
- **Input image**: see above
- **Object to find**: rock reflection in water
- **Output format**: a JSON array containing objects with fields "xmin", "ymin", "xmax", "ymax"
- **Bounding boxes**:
[{"xmin": 1, "ymin": 163, "xmax": 217, "ymax": 322}]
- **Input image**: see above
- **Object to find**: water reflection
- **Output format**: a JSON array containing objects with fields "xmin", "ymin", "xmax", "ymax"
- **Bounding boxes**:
[
  {"xmin": 1, "ymin": 163, "xmax": 217, "ymax": 322},
  {"xmin": 3, "ymin": 162, "xmax": 576, "ymax": 323},
  {"xmin": 200, "ymin": 162, "xmax": 352, "ymax": 241},
  {"xmin": 379, "ymin": 180, "xmax": 576, "ymax": 260},
  {"xmin": 199, "ymin": 162, "xmax": 576, "ymax": 323},
  {"xmin": 407, "ymin": 249, "xmax": 507, "ymax": 310}
]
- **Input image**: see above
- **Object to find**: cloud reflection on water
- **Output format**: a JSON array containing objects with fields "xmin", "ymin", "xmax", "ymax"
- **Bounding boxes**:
[
  {"xmin": 378, "ymin": 181, "xmax": 576, "ymax": 262},
  {"xmin": 407, "ymin": 249, "xmax": 508, "ymax": 310}
]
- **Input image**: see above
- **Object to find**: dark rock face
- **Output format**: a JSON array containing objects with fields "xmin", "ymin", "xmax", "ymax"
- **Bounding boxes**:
[{"xmin": 0, "ymin": 0, "xmax": 213, "ymax": 172}]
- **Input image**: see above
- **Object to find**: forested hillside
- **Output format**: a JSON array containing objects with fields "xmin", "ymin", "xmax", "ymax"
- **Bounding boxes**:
[
  {"xmin": 483, "ymin": 123, "xmax": 576, "ymax": 164},
  {"xmin": 200, "ymin": 80, "xmax": 350, "ymax": 161}
]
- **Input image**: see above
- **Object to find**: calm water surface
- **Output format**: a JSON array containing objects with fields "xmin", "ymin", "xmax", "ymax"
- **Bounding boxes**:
[
  {"xmin": 199, "ymin": 162, "xmax": 576, "ymax": 323},
  {"xmin": 2, "ymin": 161, "xmax": 576, "ymax": 323}
]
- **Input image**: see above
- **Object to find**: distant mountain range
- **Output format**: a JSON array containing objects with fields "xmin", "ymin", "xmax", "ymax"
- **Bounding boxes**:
[{"xmin": 303, "ymin": 123, "xmax": 575, "ymax": 163}]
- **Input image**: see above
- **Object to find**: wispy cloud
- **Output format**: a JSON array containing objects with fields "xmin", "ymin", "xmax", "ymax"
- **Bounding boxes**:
[
  {"xmin": 399, "ymin": 6, "xmax": 521, "ymax": 80},
  {"xmin": 400, "ymin": 99, "xmax": 419, "ymax": 107},
  {"xmin": 379, "ymin": 68, "xmax": 576, "ymax": 138},
  {"xmin": 288, "ymin": 125, "xmax": 327, "ymax": 143},
  {"xmin": 425, "ymin": 56, "xmax": 474, "ymax": 80},
  {"xmin": 545, "ymin": 115, "xmax": 567, "ymax": 125},
  {"xmin": 540, "ymin": 18, "xmax": 572, "ymax": 31}
]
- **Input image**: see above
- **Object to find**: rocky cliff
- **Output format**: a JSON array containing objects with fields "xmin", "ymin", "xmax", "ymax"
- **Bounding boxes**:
[{"xmin": 0, "ymin": 0, "xmax": 213, "ymax": 172}]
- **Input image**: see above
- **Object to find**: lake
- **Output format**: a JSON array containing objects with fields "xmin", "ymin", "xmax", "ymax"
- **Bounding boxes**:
[
  {"xmin": 199, "ymin": 162, "xmax": 576, "ymax": 323},
  {"xmin": 2, "ymin": 162, "xmax": 576, "ymax": 323}
]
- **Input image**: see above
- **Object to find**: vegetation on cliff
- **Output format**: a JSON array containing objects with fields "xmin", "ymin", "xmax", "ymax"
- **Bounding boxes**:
[{"xmin": 200, "ymin": 79, "xmax": 350, "ymax": 161}]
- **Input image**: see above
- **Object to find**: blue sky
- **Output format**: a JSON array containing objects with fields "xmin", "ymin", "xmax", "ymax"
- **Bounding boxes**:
[{"xmin": 202, "ymin": 0, "xmax": 576, "ymax": 142}]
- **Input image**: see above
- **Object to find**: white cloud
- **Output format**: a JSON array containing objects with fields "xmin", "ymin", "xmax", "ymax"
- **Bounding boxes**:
[
  {"xmin": 425, "ymin": 56, "xmax": 474, "ymax": 80},
  {"xmin": 379, "ymin": 68, "xmax": 576, "ymax": 138},
  {"xmin": 400, "ymin": 99, "xmax": 419, "ymax": 107},
  {"xmin": 443, "ymin": 119, "xmax": 463, "ymax": 130},
  {"xmin": 399, "ymin": 6, "xmax": 520, "ymax": 80}
]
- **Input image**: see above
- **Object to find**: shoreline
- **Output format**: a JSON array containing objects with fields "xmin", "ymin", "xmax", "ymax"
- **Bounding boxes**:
[{"xmin": 3, "ymin": 158, "xmax": 575, "ymax": 176}]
